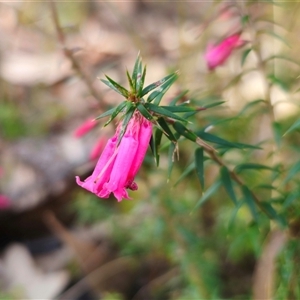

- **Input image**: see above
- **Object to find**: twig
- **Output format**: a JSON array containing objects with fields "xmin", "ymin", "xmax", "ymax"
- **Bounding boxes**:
[
  {"xmin": 195, "ymin": 138, "xmax": 275, "ymax": 219},
  {"xmin": 49, "ymin": 0, "xmax": 104, "ymax": 108}
]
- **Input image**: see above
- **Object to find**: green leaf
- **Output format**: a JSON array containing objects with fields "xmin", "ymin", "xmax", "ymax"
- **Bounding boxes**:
[
  {"xmin": 167, "ymin": 141, "xmax": 176, "ymax": 180},
  {"xmin": 202, "ymin": 101, "xmax": 225, "ymax": 109},
  {"xmin": 241, "ymin": 48, "xmax": 252, "ymax": 66},
  {"xmin": 273, "ymin": 122, "xmax": 282, "ymax": 147},
  {"xmin": 241, "ymin": 14, "xmax": 249, "ymax": 26},
  {"xmin": 255, "ymin": 184, "xmax": 277, "ymax": 191},
  {"xmin": 104, "ymin": 101, "xmax": 127, "ymax": 126},
  {"xmin": 174, "ymin": 162, "xmax": 195, "ymax": 186},
  {"xmin": 173, "ymin": 121, "xmax": 197, "ymax": 142},
  {"xmin": 196, "ymin": 131, "xmax": 260, "ymax": 150},
  {"xmin": 153, "ymin": 128, "xmax": 163, "ymax": 166},
  {"xmin": 283, "ymin": 192, "xmax": 299, "ymax": 209},
  {"xmin": 268, "ymin": 74, "xmax": 289, "ymax": 91},
  {"xmin": 220, "ymin": 167, "xmax": 237, "ymax": 205},
  {"xmin": 118, "ymin": 102, "xmax": 135, "ymax": 143},
  {"xmin": 258, "ymin": 30, "xmax": 291, "ymax": 47},
  {"xmin": 242, "ymin": 185, "xmax": 258, "ymax": 222},
  {"xmin": 169, "ymin": 90, "xmax": 189, "ymax": 106},
  {"xmin": 260, "ymin": 202, "xmax": 287, "ymax": 227},
  {"xmin": 137, "ymin": 65, "xmax": 147, "ymax": 96},
  {"xmin": 195, "ymin": 148, "xmax": 204, "ymax": 189},
  {"xmin": 147, "ymin": 72, "xmax": 178, "ymax": 105},
  {"xmin": 141, "ymin": 73, "xmax": 176, "ymax": 97},
  {"xmin": 145, "ymin": 103, "xmax": 187, "ymax": 122},
  {"xmin": 136, "ymin": 103, "xmax": 154, "ymax": 122},
  {"xmin": 160, "ymin": 105, "xmax": 196, "ymax": 113},
  {"xmin": 126, "ymin": 69, "xmax": 134, "ymax": 92},
  {"xmin": 135, "ymin": 60, "xmax": 143, "ymax": 93},
  {"xmin": 157, "ymin": 117, "xmax": 177, "ymax": 143},
  {"xmin": 182, "ymin": 101, "xmax": 225, "ymax": 119},
  {"xmin": 101, "ymin": 79, "xmax": 125, "ymax": 96},
  {"xmin": 193, "ymin": 181, "xmax": 222, "ymax": 210},
  {"xmin": 101, "ymin": 76, "xmax": 129, "ymax": 97},
  {"xmin": 284, "ymin": 161, "xmax": 300, "ymax": 184},
  {"xmin": 132, "ymin": 53, "xmax": 141, "ymax": 90},
  {"xmin": 95, "ymin": 107, "xmax": 116, "ymax": 120},
  {"xmin": 105, "ymin": 75, "xmax": 129, "ymax": 97},
  {"xmin": 238, "ymin": 99, "xmax": 266, "ymax": 116},
  {"xmin": 265, "ymin": 55, "xmax": 300, "ymax": 67},
  {"xmin": 234, "ymin": 163, "xmax": 276, "ymax": 173},
  {"xmin": 284, "ymin": 118, "xmax": 300, "ymax": 136}
]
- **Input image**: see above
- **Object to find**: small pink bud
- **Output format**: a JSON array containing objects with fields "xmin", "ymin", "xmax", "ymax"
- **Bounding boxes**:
[
  {"xmin": 74, "ymin": 118, "xmax": 97, "ymax": 138},
  {"xmin": 204, "ymin": 33, "xmax": 245, "ymax": 70}
]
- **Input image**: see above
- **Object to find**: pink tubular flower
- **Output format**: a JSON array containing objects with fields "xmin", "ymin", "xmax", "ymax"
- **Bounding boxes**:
[
  {"xmin": 74, "ymin": 118, "xmax": 97, "ymax": 138},
  {"xmin": 0, "ymin": 195, "xmax": 10, "ymax": 209},
  {"xmin": 204, "ymin": 33, "xmax": 245, "ymax": 70},
  {"xmin": 76, "ymin": 112, "xmax": 152, "ymax": 202}
]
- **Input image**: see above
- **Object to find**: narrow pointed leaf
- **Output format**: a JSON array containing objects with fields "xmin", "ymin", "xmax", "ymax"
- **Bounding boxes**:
[
  {"xmin": 160, "ymin": 105, "xmax": 196, "ymax": 113},
  {"xmin": 196, "ymin": 131, "xmax": 261, "ymax": 149},
  {"xmin": 203, "ymin": 101, "xmax": 226, "ymax": 109},
  {"xmin": 104, "ymin": 101, "xmax": 127, "ymax": 126},
  {"xmin": 173, "ymin": 121, "xmax": 197, "ymax": 142},
  {"xmin": 118, "ymin": 103, "xmax": 135, "ymax": 144},
  {"xmin": 258, "ymin": 30, "xmax": 291, "ymax": 47},
  {"xmin": 146, "ymin": 72, "xmax": 178, "ymax": 105},
  {"xmin": 153, "ymin": 74, "xmax": 178, "ymax": 106},
  {"xmin": 238, "ymin": 99, "xmax": 266, "ymax": 116},
  {"xmin": 194, "ymin": 181, "xmax": 222, "ymax": 209},
  {"xmin": 260, "ymin": 202, "xmax": 287, "ymax": 227},
  {"xmin": 152, "ymin": 128, "xmax": 163, "ymax": 166},
  {"xmin": 145, "ymin": 103, "xmax": 187, "ymax": 122},
  {"xmin": 167, "ymin": 142, "xmax": 176, "ymax": 180},
  {"xmin": 126, "ymin": 69, "xmax": 134, "ymax": 92},
  {"xmin": 95, "ymin": 107, "xmax": 116, "ymax": 120},
  {"xmin": 283, "ymin": 192, "xmax": 299, "ymax": 209},
  {"xmin": 195, "ymin": 148, "xmax": 204, "ymax": 189},
  {"xmin": 220, "ymin": 166, "xmax": 237, "ymax": 205},
  {"xmin": 157, "ymin": 117, "xmax": 177, "ymax": 142},
  {"xmin": 174, "ymin": 162, "xmax": 195, "ymax": 186},
  {"xmin": 101, "ymin": 79, "xmax": 125, "ymax": 96},
  {"xmin": 242, "ymin": 185, "xmax": 258, "ymax": 222},
  {"xmin": 101, "ymin": 77, "xmax": 128, "ymax": 97},
  {"xmin": 235, "ymin": 163, "xmax": 276, "ymax": 173},
  {"xmin": 169, "ymin": 90, "xmax": 189, "ymax": 106},
  {"xmin": 272, "ymin": 122, "xmax": 282, "ymax": 147},
  {"xmin": 136, "ymin": 60, "xmax": 143, "ymax": 92},
  {"xmin": 284, "ymin": 161, "xmax": 300, "ymax": 184},
  {"xmin": 137, "ymin": 65, "xmax": 147, "ymax": 96},
  {"xmin": 265, "ymin": 55, "xmax": 300, "ymax": 66},
  {"xmin": 105, "ymin": 75, "xmax": 129, "ymax": 97},
  {"xmin": 241, "ymin": 48, "xmax": 252, "ymax": 66},
  {"xmin": 141, "ymin": 73, "xmax": 176, "ymax": 97},
  {"xmin": 132, "ymin": 53, "xmax": 141, "ymax": 90},
  {"xmin": 284, "ymin": 118, "xmax": 300, "ymax": 136},
  {"xmin": 136, "ymin": 103, "xmax": 154, "ymax": 122}
]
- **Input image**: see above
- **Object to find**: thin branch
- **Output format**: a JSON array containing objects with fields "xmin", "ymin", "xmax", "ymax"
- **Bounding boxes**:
[
  {"xmin": 49, "ymin": 0, "xmax": 104, "ymax": 108},
  {"xmin": 195, "ymin": 138, "xmax": 275, "ymax": 219}
]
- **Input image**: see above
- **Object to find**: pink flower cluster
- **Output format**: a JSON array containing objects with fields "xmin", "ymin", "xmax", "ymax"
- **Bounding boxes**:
[
  {"xmin": 76, "ymin": 112, "xmax": 152, "ymax": 202},
  {"xmin": 205, "ymin": 33, "xmax": 244, "ymax": 70}
]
